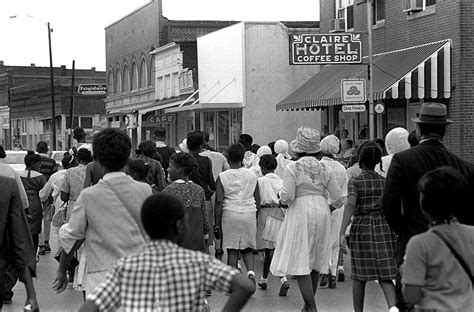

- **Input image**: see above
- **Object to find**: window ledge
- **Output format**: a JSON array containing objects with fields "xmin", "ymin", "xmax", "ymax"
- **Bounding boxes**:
[
  {"xmin": 407, "ymin": 5, "xmax": 436, "ymax": 20},
  {"xmin": 372, "ymin": 20, "xmax": 385, "ymax": 30}
]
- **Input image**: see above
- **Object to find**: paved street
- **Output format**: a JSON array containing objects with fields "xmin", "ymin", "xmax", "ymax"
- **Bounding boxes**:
[{"xmin": 4, "ymin": 231, "xmax": 388, "ymax": 311}]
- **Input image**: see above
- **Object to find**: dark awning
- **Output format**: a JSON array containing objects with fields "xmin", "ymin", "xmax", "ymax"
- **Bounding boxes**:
[{"xmin": 276, "ymin": 40, "xmax": 451, "ymax": 111}]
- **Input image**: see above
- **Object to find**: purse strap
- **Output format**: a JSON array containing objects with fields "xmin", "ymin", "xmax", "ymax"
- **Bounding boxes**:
[
  {"xmin": 104, "ymin": 180, "xmax": 148, "ymax": 242},
  {"xmin": 432, "ymin": 230, "xmax": 474, "ymax": 283}
]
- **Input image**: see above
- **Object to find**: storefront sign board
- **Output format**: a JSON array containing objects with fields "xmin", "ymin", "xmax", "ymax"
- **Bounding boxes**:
[
  {"xmin": 78, "ymin": 84, "xmax": 108, "ymax": 95},
  {"xmin": 341, "ymin": 79, "xmax": 366, "ymax": 103},
  {"xmin": 290, "ymin": 33, "xmax": 362, "ymax": 65},
  {"xmin": 342, "ymin": 105, "xmax": 366, "ymax": 113}
]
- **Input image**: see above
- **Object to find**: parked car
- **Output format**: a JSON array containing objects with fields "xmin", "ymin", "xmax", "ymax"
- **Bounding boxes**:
[{"xmin": 1, "ymin": 150, "xmax": 27, "ymax": 172}]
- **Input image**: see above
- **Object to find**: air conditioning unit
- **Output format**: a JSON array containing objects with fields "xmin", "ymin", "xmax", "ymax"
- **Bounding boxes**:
[
  {"xmin": 403, "ymin": 0, "xmax": 423, "ymax": 13},
  {"xmin": 329, "ymin": 19, "xmax": 346, "ymax": 33}
]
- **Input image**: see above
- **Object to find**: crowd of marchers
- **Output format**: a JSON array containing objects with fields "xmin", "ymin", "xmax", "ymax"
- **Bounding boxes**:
[{"xmin": 0, "ymin": 102, "xmax": 473, "ymax": 312}]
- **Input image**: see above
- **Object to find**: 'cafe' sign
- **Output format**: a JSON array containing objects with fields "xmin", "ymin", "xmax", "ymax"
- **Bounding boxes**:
[
  {"xmin": 290, "ymin": 33, "xmax": 362, "ymax": 65},
  {"xmin": 146, "ymin": 114, "xmax": 175, "ymax": 124}
]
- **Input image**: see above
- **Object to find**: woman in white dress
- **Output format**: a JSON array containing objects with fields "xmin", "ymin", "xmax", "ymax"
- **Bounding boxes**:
[
  {"xmin": 215, "ymin": 143, "xmax": 260, "ymax": 287},
  {"xmin": 270, "ymin": 126, "xmax": 345, "ymax": 311}
]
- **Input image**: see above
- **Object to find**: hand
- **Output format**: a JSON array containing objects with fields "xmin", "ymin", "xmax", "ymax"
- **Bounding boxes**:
[
  {"xmin": 52, "ymin": 269, "xmax": 68, "ymax": 294},
  {"xmin": 24, "ymin": 296, "xmax": 40, "ymax": 311},
  {"xmin": 339, "ymin": 233, "xmax": 349, "ymax": 254},
  {"xmin": 213, "ymin": 225, "xmax": 222, "ymax": 240}
]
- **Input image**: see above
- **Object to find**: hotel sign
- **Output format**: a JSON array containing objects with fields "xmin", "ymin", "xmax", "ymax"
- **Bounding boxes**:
[{"xmin": 290, "ymin": 33, "xmax": 362, "ymax": 65}]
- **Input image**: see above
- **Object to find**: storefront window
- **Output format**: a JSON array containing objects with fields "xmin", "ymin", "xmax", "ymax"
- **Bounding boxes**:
[
  {"xmin": 386, "ymin": 104, "xmax": 406, "ymax": 131},
  {"xmin": 217, "ymin": 111, "xmax": 230, "ymax": 152},
  {"xmin": 204, "ymin": 111, "xmax": 216, "ymax": 149},
  {"xmin": 230, "ymin": 110, "xmax": 242, "ymax": 145},
  {"xmin": 357, "ymin": 111, "xmax": 369, "ymax": 140}
]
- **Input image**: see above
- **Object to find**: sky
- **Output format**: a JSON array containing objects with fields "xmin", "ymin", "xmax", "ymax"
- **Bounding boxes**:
[{"xmin": 0, "ymin": 0, "xmax": 319, "ymax": 71}]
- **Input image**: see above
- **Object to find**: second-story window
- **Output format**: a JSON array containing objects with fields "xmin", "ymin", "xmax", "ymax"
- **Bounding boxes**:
[
  {"xmin": 373, "ymin": 0, "xmax": 385, "ymax": 24},
  {"xmin": 139, "ymin": 59, "xmax": 147, "ymax": 88},
  {"xmin": 122, "ymin": 65, "xmax": 130, "ymax": 92},
  {"xmin": 336, "ymin": 0, "xmax": 354, "ymax": 31},
  {"xmin": 131, "ymin": 62, "xmax": 138, "ymax": 90},
  {"xmin": 107, "ymin": 71, "xmax": 114, "ymax": 95}
]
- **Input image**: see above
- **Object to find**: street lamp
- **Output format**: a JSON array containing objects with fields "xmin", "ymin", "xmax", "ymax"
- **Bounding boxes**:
[{"xmin": 9, "ymin": 15, "xmax": 57, "ymax": 150}]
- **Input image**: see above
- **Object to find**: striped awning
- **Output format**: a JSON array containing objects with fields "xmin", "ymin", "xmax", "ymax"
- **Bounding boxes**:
[{"xmin": 276, "ymin": 40, "xmax": 451, "ymax": 111}]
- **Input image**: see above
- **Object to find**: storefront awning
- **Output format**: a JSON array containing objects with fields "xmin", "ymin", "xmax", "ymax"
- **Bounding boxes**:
[{"xmin": 276, "ymin": 40, "xmax": 451, "ymax": 111}]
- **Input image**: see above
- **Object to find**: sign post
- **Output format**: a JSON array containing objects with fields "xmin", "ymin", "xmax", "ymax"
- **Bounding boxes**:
[{"xmin": 289, "ymin": 33, "xmax": 362, "ymax": 65}]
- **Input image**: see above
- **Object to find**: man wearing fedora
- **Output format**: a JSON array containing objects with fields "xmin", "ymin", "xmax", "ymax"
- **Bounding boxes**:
[{"xmin": 381, "ymin": 102, "xmax": 474, "ymax": 312}]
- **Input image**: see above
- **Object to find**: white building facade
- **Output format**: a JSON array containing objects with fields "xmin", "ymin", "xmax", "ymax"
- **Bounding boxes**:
[{"xmin": 165, "ymin": 22, "xmax": 322, "ymax": 152}]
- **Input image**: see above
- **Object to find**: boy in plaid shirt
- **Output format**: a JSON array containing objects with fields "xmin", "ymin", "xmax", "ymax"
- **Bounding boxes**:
[{"xmin": 80, "ymin": 193, "xmax": 255, "ymax": 312}]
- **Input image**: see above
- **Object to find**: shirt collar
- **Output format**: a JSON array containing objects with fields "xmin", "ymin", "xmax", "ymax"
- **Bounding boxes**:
[
  {"xmin": 102, "ymin": 171, "xmax": 127, "ymax": 181},
  {"xmin": 155, "ymin": 141, "xmax": 166, "ymax": 148},
  {"xmin": 173, "ymin": 179, "xmax": 191, "ymax": 184},
  {"xmin": 146, "ymin": 239, "xmax": 179, "ymax": 251}
]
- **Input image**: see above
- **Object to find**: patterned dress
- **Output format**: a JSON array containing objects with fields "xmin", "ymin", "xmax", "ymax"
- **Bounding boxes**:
[
  {"xmin": 348, "ymin": 170, "xmax": 397, "ymax": 281},
  {"xmin": 163, "ymin": 181, "xmax": 209, "ymax": 252}
]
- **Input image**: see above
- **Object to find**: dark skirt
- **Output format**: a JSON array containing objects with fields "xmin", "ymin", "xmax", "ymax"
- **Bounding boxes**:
[
  {"xmin": 27, "ymin": 193, "xmax": 43, "ymax": 235},
  {"xmin": 349, "ymin": 212, "xmax": 397, "ymax": 281}
]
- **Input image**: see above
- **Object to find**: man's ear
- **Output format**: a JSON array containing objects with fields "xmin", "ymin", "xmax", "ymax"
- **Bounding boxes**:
[{"xmin": 175, "ymin": 218, "xmax": 185, "ymax": 236}]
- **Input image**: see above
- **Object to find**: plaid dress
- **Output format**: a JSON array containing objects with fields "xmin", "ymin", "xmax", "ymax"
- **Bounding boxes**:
[{"xmin": 348, "ymin": 170, "xmax": 397, "ymax": 281}]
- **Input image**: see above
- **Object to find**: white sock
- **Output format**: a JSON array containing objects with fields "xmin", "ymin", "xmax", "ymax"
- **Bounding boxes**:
[
  {"xmin": 338, "ymin": 266, "xmax": 344, "ymax": 271},
  {"xmin": 389, "ymin": 307, "xmax": 399, "ymax": 312},
  {"xmin": 247, "ymin": 270, "xmax": 255, "ymax": 278},
  {"xmin": 280, "ymin": 276, "xmax": 287, "ymax": 284},
  {"xmin": 259, "ymin": 277, "xmax": 267, "ymax": 283}
]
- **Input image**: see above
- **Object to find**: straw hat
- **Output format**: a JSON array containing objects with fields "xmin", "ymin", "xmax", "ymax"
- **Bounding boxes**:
[{"xmin": 290, "ymin": 126, "xmax": 321, "ymax": 154}]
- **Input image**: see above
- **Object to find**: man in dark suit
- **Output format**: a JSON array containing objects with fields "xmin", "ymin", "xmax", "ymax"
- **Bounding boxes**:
[
  {"xmin": 381, "ymin": 102, "xmax": 474, "ymax": 312},
  {"xmin": 0, "ymin": 176, "xmax": 39, "ymax": 310}
]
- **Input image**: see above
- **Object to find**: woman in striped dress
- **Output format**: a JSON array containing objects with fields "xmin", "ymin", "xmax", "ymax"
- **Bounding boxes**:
[{"xmin": 340, "ymin": 141, "xmax": 398, "ymax": 312}]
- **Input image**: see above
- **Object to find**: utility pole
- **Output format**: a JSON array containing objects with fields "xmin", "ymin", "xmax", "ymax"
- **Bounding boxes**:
[
  {"xmin": 367, "ymin": 0, "xmax": 375, "ymax": 140},
  {"xmin": 48, "ymin": 22, "xmax": 56, "ymax": 150},
  {"xmin": 68, "ymin": 60, "xmax": 75, "ymax": 149}
]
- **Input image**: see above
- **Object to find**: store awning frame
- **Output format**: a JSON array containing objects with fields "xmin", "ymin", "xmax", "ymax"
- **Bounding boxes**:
[{"xmin": 276, "ymin": 39, "xmax": 451, "ymax": 111}]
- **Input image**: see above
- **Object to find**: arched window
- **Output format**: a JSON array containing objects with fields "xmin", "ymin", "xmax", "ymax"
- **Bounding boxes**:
[
  {"xmin": 122, "ymin": 64, "xmax": 130, "ymax": 92},
  {"xmin": 115, "ymin": 68, "xmax": 121, "ymax": 94},
  {"xmin": 139, "ymin": 59, "xmax": 147, "ymax": 88},
  {"xmin": 149, "ymin": 55, "xmax": 155, "ymax": 87},
  {"xmin": 107, "ymin": 70, "xmax": 114, "ymax": 95},
  {"xmin": 131, "ymin": 61, "xmax": 138, "ymax": 90}
]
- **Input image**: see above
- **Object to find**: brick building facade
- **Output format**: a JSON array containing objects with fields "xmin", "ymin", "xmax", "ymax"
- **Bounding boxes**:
[
  {"xmin": 278, "ymin": 0, "xmax": 474, "ymax": 162},
  {"xmin": 0, "ymin": 62, "xmax": 105, "ymax": 150},
  {"xmin": 104, "ymin": 0, "xmax": 236, "ymax": 149}
]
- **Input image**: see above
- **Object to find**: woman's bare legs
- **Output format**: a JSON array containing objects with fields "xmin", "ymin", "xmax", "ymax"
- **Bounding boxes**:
[{"xmin": 296, "ymin": 274, "xmax": 317, "ymax": 311}]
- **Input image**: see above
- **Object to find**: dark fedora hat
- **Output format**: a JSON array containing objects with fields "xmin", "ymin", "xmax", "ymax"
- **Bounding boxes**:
[{"xmin": 411, "ymin": 102, "xmax": 453, "ymax": 125}]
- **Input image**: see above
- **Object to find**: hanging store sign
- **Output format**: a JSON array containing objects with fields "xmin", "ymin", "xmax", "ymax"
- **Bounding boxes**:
[
  {"xmin": 341, "ymin": 79, "xmax": 366, "ymax": 103},
  {"xmin": 78, "ymin": 84, "xmax": 108, "ymax": 95},
  {"xmin": 146, "ymin": 114, "xmax": 175, "ymax": 125},
  {"xmin": 290, "ymin": 33, "xmax": 362, "ymax": 65},
  {"xmin": 342, "ymin": 105, "xmax": 366, "ymax": 113},
  {"xmin": 125, "ymin": 114, "xmax": 137, "ymax": 129},
  {"xmin": 375, "ymin": 103, "xmax": 385, "ymax": 114}
]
